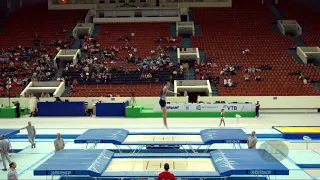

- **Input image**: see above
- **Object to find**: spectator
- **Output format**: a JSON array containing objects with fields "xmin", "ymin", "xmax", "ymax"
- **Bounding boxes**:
[
  {"xmin": 255, "ymin": 76, "xmax": 263, "ymax": 81},
  {"xmin": 70, "ymin": 84, "xmax": 76, "ymax": 92},
  {"xmin": 158, "ymin": 163, "xmax": 175, "ymax": 180},
  {"xmin": 303, "ymin": 78, "xmax": 307, "ymax": 84},
  {"xmin": 244, "ymin": 74, "xmax": 250, "ymax": 81},
  {"xmin": 299, "ymin": 73, "xmax": 305, "ymax": 80},
  {"xmin": 227, "ymin": 79, "xmax": 234, "ymax": 87},
  {"xmin": 245, "ymin": 48, "xmax": 250, "ymax": 54},
  {"xmin": 54, "ymin": 133, "xmax": 65, "ymax": 153},
  {"xmin": 223, "ymin": 78, "xmax": 228, "ymax": 87}
]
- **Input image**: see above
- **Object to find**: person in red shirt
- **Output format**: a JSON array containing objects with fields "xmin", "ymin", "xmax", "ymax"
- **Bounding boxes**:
[{"xmin": 158, "ymin": 163, "xmax": 175, "ymax": 180}]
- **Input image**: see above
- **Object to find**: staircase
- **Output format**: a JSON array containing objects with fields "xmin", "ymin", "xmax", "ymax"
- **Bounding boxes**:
[
  {"xmin": 92, "ymin": 24, "xmax": 101, "ymax": 38},
  {"xmin": 291, "ymin": 36, "xmax": 306, "ymax": 46},
  {"xmin": 170, "ymin": 24, "xmax": 176, "ymax": 36},
  {"xmin": 71, "ymin": 39, "xmax": 81, "ymax": 49},
  {"xmin": 170, "ymin": 49, "xmax": 178, "ymax": 64},
  {"xmin": 51, "ymin": 69, "xmax": 63, "ymax": 81},
  {"xmin": 271, "ymin": 22, "xmax": 283, "ymax": 35},
  {"xmin": 211, "ymin": 84, "xmax": 219, "ymax": 96},
  {"xmin": 68, "ymin": 26, "xmax": 75, "ymax": 37},
  {"xmin": 181, "ymin": 36, "xmax": 192, "ymax": 48},
  {"xmin": 194, "ymin": 24, "xmax": 201, "ymax": 36},
  {"xmin": 0, "ymin": 9, "xmax": 12, "ymax": 23},
  {"xmin": 188, "ymin": 10, "xmax": 193, "ymax": 21},
  {"xmin": 314, "ymin": 82, "xmax": 320, "ymax": 92},
  {"xmin": 184, "ymin": 67, "xmax": 196, "ymax": 80},
  {"xmin": 61, "ymin": 86, "xmax": 71, "ymax": 97},
  {"xmin": 199, "ymin": 50, "xmax": 206, "ymax": 62},
  {"xmin": 288, "ymin": 48, "xmax": 304, "ymax": 64},
  {"xmin": 269, "ymin": 5, "xmax": 284, "ymax": 20}
]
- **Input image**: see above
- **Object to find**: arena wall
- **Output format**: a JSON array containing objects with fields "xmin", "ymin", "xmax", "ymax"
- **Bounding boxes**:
[{"xmin": 1, "ymin": 96, "xmax": 319, "ymax": 112}]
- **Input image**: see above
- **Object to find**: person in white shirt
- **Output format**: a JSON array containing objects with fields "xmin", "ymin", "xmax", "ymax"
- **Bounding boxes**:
[
  {"xmin": 0, "ymin": 135, "xmax": 11, "ymax": 171},
  {"xmin": 227, "ymin": 79, "xmax": 233, "ymax": 87},
  {"xmin": 303, "ymin": 78, "xmax": 307, "ymax": 84},
  {"xmin": 223, "ymin": 78, "xmax": 228, "ymax": 87},
  {"xmin": 247, "ymin": 131, "xmax": 257, "ymax": 149},
  {"xmin": 54, "ymin": 133, "xmax": 65, "ymax": 153}
]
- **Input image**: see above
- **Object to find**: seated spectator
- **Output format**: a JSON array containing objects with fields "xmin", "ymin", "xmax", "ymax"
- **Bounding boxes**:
[
  {"xmin": 299, "ymin": 73, "xmax": 305, "ymax": 80},
  {"xmin": 303, "ymin": 78, "xmax": 307, "ymax": 84},
  {"xmin": 140, "ymin": 74, "xmax": 145, "ymax": 79},
  {"xmin": 224, "ymin": 78, "xmax": 228, "ymax": 87},
  {"xmin": 245, "ymin": 48, "xmax": 250, "ymax": 54},
  {"xmin": 244, "ymin": 74, "xmax": 250, "ymax": 81},
  {"xmin": 116, "ymin": 93, "xmax": 120, "ymax": 97},
  {"xmin": 227, "ymin": 79, "xmax": 234, "ymax": 87},
  {"xmin": 201, "ymin": 61, "xmax": 205, "ymax": 67},
  {"xmin": 103, "ymin": 30, "xmax": 109, "ymax": 35},
  {"xmin": 158, "ymin": 163, "xmax": 175, "ymax": 180},
  {"xmin": 255, "ymin": 76, "xmax": 263, "ymax": 81},
  {"xmin": 30, "ymin": 108, "xmax": 38, "ymax": 117},
  {"xmin": 172, "ymin": 70, "xmax": 177, "ymax": 75},
  {"xmin": 70, "ymin": 84, "xmax": 76, "ymax": 92}
]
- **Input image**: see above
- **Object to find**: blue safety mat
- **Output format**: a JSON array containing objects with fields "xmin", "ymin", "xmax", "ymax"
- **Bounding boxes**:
[
  {"xmin": 101, "ymin": 171, "xmax": 221, "ymax": 178},
  {"xmin": 200, "ymin": 129, "xmax": 248, "ymax": 144},
  {"xmin": 34, "ymin": 149, "xmax": 114, "ymax": 176},
  {"xmin": 0, "ymin": 129, "xmax": 20, "ymax": 138},
  {"xmin": 74, "ymin": 129, "xmax": 129, "ymax": 144},
  {"xmin": 211, "ymin": 149, "xmax": 289, "ymax": 176}
]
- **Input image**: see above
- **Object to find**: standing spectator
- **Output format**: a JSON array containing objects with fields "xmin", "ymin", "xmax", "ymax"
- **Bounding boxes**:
[
  {"xmin": 0, "ymin": 135, "xmax": 11, "ymax": 171},
  {"xmin": 7, "ymin": 162, "xmax": 18, "ymax": 180},
  {"xmin": 20, "ymin": 121, "xmax": 36, "ymax": 148},
  {"xmin": 13, "ymin": 101, "xmax": 20, "ymax": 118},
  {"xmin": 54, "ymin": 133, "xmax": 65, "ymax": 153},
  {"xmin": 247, "ymin": 131, "xmax": 257, "ymax": 149},
  {"xmin": 56, "ymin": 58, "xmax": 60, "ymax": 69},
  {"xmin": 158, "ymin": 163, "xmax": 175, "ymax": 180},
  {"xmin": 255, "ymin": 101, "xmax": 260, "ymax": 118}
]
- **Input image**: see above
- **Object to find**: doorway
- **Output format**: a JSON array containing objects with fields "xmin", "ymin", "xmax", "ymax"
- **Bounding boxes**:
[{"xmin": 187, "ymin": 92, "xmax": 207, "ymax": 103}]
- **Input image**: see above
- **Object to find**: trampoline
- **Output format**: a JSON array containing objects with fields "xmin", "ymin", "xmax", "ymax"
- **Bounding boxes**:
[
  {"xmin": 74, "ymin": 128, "xmax": 249, "ymax": 153},
  {"xmin": 33, "ymin": 149, "xmax": 289, "ymax": 178}
]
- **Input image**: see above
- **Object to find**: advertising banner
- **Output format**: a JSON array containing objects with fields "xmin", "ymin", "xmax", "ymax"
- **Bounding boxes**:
[{"xmin": 153, "ymin": 103, "xmax": 255, "ymax": 112}]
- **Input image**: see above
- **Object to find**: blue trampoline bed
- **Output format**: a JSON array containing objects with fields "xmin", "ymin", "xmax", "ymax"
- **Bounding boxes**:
[
  {"xmin": 74, "ymin": 128, "xmax": 249, "ymax": 153},
  {"xmin": 34, "ymin": 149, "xmax": 289, "ymax": 179}
]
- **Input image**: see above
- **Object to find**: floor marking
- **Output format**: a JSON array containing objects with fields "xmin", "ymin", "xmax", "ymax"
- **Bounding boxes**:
[
  {"xmin": 173, "ymin": 161, "xmax": 175, "ymax": 170},
  {"xmin": 160, "ymin": 162, "xmax": 162, "ymax": 168},
  {"xmin": 146, "ymin": 160, "xmax": 149, "ymax": 170}
]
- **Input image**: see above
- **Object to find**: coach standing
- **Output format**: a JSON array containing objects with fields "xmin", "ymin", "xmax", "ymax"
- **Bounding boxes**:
[
  {"xmin": 54, "ymin": 133, "xmax": 65, "ymax": 152},
  {"xmin": 0, "ymin": 135, "xmax": 11, "ymax": 171},
  {"xmin": 247, "ymin": 131, "xmax": 257, "ymax": 149},
  {"xmin": 20, "ymin": 121, "xmax": 36, "ymax": 148}
]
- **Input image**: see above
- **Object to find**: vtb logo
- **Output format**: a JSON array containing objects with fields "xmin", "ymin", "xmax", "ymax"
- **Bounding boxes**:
[{"xmin": 223, "ymin": 105, "xmax": 237, "ymax": 110}]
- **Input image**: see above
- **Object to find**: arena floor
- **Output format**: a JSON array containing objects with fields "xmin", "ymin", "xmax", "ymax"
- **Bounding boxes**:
[{"xmin": 0, "ymin": 113, "xmax": 320, "ymax": 179}]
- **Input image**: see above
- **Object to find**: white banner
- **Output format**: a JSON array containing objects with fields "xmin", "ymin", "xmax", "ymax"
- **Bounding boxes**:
[{"xmin": 153, "ymin": 103, "xmax": 255, "ymax": 112}]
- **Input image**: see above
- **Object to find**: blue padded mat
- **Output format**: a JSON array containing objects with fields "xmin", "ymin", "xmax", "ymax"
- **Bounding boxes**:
[
  {"xmin": 211, "ymin": 149, "xmax": 289, "ymax": 176},
  {"xmin": 34, "ymin": 149, "xmax": 114, "ymax": 176},
  {"xmin": 0, "ymin": 129, "xmax": 20, "ymax": 138},
  {"xmin": 74, "ymin": 129, "xmax": 129, "ymax": 144},
  {"xmin": 200, "ymin": 129, "xmax": 248, "ymax": 144}
]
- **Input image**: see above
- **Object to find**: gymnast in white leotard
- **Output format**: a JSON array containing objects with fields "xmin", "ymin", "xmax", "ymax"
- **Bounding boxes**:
[{"xmin": 219, "ymin": 109, "xmax": 225, "ymax": 127}]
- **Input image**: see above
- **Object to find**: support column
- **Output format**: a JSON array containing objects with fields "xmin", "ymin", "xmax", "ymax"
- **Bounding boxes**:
[{"xmin": 20, "ymin": 0, "xmax": 23, "ymax": 7}]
